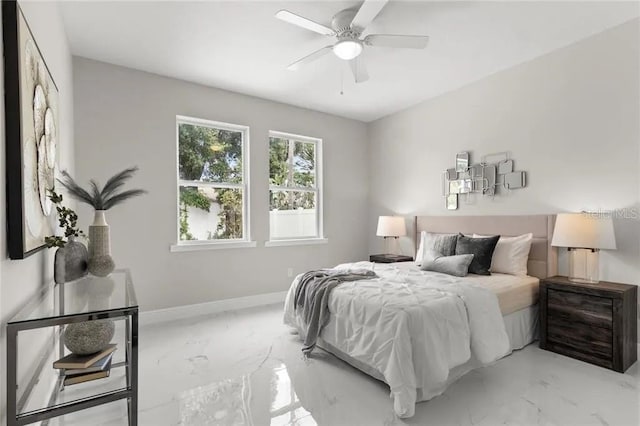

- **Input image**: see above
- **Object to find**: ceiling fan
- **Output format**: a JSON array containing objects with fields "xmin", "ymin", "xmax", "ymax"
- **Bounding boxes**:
[{"xmin": 275, "ymin": 0, "xmax": 429, "ymax": 83}]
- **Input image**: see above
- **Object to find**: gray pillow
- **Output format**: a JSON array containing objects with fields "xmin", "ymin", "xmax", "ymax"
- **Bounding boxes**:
[
  {"xmin": 420, "ymin": 250, "xmax": 474, "ymax": 277},
  {"xmin": 426, "ymin": 232, "xmax": 457, "ymax": 256},
  {"xmin": 416, "ymin": 232, "xmax": 458, "ymax": 265},
  {"xmin": 455, "ymin": 234, "xmax": 500, "ymax": 276}
]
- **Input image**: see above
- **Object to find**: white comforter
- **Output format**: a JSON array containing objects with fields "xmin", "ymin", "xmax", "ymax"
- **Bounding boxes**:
[{"xmin": 283, "ymin": 261, "xmax": 510, "ymax": 418}]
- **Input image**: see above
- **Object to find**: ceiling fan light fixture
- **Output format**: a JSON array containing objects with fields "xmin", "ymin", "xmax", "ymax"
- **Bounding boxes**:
[{"xmin": 333, "ymin": 39, "xmax": 363, "ymax": 60}]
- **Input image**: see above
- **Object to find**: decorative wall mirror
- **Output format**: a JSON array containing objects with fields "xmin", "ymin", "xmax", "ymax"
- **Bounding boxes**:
[
  {"xmin": 458, "ymin": 179, "xmax": 472, "ymax": 194},
  {"xmin": 504, "ymin": 171, "xmax": 526, "ymax": 189},
  {"xmin": 483, "ymin": 165, "xmax": 496, "ymax": 196},
  {"xmin": 455, "ymin": 152, "xmax": 469, "ymax": 172},
  {"xmin": 442, "ymin": 151, "xmax": 527, "ymax": 209},
  {"xmin": 498, "ymin": 160, "xmax": 513, "ymax": 175},
  {"xmin": 469, "ymin": 164, "xmax": 483, "ymax": 178},
  {"xmin": 446, "ymin": 194, "xmax": 458, "ymax": 210}
]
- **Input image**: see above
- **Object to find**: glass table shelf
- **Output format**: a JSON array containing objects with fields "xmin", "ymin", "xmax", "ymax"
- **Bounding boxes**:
[
  {"xmin": 6, "ymin": 269, "xmax": 138, "ymax": 426},
  {"xmin": 9, "ymin": 270, "xmax": 138, "ymax": 325}
]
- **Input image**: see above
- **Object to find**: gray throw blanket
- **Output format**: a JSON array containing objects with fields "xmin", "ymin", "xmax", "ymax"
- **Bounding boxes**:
[{"xmin": 294, "ymin": 268, "xmax": 377, "ymax": 356}]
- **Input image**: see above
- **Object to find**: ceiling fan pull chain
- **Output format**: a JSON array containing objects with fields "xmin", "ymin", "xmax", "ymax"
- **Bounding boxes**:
[{"xmin": 340, "ymin": 64, "xmax": 344, "ymax": 95}]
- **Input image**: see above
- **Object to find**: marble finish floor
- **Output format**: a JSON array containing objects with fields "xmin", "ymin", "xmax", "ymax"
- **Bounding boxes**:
[{"xmin": 50, "ymin": 303, "xmax": 639, "ymax": 426}]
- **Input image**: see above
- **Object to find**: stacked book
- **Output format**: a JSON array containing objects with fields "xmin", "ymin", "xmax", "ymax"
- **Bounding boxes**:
[{"xmin": 53, "ymin": 344, "xmax": 117, "ymax": 386}]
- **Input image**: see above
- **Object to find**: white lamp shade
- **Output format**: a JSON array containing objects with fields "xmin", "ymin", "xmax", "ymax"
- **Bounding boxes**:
[
  {"xmin": 551, "ymin": 213, "xmax": 617, "ymax": 250},
  {"xmin": 376, "ymin": 216, "xmax": 406, "ymax": 237}
]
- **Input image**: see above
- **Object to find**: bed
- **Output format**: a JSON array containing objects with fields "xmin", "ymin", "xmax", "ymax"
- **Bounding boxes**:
[{"xmin": 284, "ymin": 215, "xmax": 557, "ymax": 418}]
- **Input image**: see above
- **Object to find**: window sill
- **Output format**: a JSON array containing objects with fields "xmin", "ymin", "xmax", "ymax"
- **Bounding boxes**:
[
  {"xmin": 264, "ymin": 238, "xmax": 328, "ymax": 247},
  {"xmin": 170, "ymin": 241, "xmax": 257, "ymax": 252}
]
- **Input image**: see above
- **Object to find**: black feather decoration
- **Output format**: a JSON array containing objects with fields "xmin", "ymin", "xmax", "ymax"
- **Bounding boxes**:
[
  {"xmin": 103, "ymin": 189, "xmax": 147, "ymax": 210},
  {"xmin": 58, "ymin": 167, "xmax": 147, "ymax": 210}
]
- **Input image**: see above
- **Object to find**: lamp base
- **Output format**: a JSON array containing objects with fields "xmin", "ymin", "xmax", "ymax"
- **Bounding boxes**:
[
  {"xmin": 384, "ymin": 237, "xmax": 400, "ymax": 256},
  {"xmin": 568, "ymin": 248, "xmax": 599, "ymax": 284}
]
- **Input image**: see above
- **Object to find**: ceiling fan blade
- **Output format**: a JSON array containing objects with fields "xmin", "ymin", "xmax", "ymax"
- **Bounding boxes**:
[
  {"xmin": 275, "ymin": 10, "xmax": 335, "ymax": 36},
  {"xmin": 364, "ymin": 34, "xmax": 429, "ymax": 49},
  {"xmin": 349, "ymin": 57, "xmax": 369, "ymax": 83},
  {"xmin": 350, "ymin": 0, "xmax": 389, "ymax": 32},
  {"xmin": 287, "ymin": 46, "xmax": 333, "ymax": 71}
]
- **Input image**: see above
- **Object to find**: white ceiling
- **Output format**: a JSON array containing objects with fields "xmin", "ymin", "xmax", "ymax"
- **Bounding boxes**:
[{"xmin": 60, "ymin": 1, "xmax": 639, "ymax": 122}]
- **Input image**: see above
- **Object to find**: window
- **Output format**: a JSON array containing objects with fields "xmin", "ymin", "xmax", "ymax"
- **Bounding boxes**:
[
  {"xmin": 269, "ymin": 131, "xmax": 323, "ymax": 241},
  {"xmin": 176, "ymin": 116, "xmax": 250, "ymax": 246}
]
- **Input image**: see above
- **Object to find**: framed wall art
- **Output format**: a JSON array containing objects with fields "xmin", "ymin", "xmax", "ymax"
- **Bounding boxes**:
[{"xmin": 3, "ymin": 1, "xmax": 59, "ymax": 259}]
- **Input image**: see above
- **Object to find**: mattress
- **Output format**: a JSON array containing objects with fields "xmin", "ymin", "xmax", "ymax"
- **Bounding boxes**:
[{"xmin": 394, "ymin": 262, "xmax": 539, "ymax": 315}]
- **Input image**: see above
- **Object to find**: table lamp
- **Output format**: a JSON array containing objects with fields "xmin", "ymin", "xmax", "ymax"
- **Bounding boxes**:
[
  {"xmin": 376, "ymin": 216, "xmax": 406, "ymax": 255},
  {"xmin": 551, "ymin": 213, "xmax": 616, "ymax": 283}
]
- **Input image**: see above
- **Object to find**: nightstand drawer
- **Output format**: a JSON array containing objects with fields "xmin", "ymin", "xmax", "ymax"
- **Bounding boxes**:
[
  {"xmin": 547, "ymin": 288, "xmax": 612, "ymax": 328},
  {"xmin": 545, "ymin": 342, "xmax": 613, "ymax": 370},
  {"xmin": 547, "ymin": 319, "xmax": 612, "ymax": 359}
]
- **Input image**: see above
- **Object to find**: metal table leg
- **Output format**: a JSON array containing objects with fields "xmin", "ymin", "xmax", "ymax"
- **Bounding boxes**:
[
  {"xmin": 127, "ymin": 310, "xmax": 138, "ymax": 426},
  {"xmin": 7, "ymin": 325, "xmax": 18, "ymax": 426}
]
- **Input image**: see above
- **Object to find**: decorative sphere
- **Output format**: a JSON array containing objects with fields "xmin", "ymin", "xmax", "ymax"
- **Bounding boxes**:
[{"xmin": 64, "ymin": 319, "xmax": 115, "ymax": 355}]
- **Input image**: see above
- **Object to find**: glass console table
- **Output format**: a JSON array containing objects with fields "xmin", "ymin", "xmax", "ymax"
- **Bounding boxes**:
[{"xmin": 6, "ymin": 269, "xmax": 138, "ymax": 426}]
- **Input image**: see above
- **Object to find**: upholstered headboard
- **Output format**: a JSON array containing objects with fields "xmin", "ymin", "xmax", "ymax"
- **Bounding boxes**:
[{"xmin": 415, "ymin": 215, "xmax": 557, "ymax": 279}]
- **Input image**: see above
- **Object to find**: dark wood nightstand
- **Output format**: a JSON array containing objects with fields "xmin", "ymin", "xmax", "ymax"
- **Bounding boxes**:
[
  {"xmin": 369, "ymin": 254, "xmax": 413, "ymax": 263},
  {"xmin": 540, "ymin": 276, "xmax": 637, "ymax": 373}
]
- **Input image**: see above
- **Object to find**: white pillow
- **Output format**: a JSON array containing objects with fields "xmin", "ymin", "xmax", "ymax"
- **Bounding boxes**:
[
  {"xmin": 473, "ymin": 233, "xmax": 533, "ymax": 276},
  {"xmin": 415, "ymin": 231, "xmax": 426, "ymax": 266}
]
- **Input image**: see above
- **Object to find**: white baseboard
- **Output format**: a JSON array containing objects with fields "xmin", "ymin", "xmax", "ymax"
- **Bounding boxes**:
[{"xmin": 140, "ymin": 291, "xmax": 287, "ymax": 326}]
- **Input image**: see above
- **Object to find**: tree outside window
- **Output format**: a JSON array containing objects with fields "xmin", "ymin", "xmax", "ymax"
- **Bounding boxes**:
[{"xmin": 177, "ymin": 118, "xmax": 247, "ymax": 242}]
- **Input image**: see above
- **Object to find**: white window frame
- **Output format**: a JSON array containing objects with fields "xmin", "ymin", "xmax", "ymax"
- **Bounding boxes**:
[
  {"xmin": 171, "ymin": 115, "xmax": 254, "ymax": 252},
  {"xmin": 266, "ymin": 130, "xmax": 325, "ymax": 246}
]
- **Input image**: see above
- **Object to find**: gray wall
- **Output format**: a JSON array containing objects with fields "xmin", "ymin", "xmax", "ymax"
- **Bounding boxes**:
[
  {"xmin": 73, "ymin": 19, "xmax": 640, "ymax": 313},
  {"xmin": 72, "ymin": 57, "xmax": 370, "ymax": 312},
  {"xmin": 367, "ymin": 19, "xmax": 640, "ymax": 327},
  {"xmin": 0, "ymin": 2, "xmax": 75, "ymax": 423}
]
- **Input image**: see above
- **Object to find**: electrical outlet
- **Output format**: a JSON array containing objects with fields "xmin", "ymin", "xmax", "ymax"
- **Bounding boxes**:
[{"xmin": 287, "ymin": 268, "xmax": 293, "ymax": 278}]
